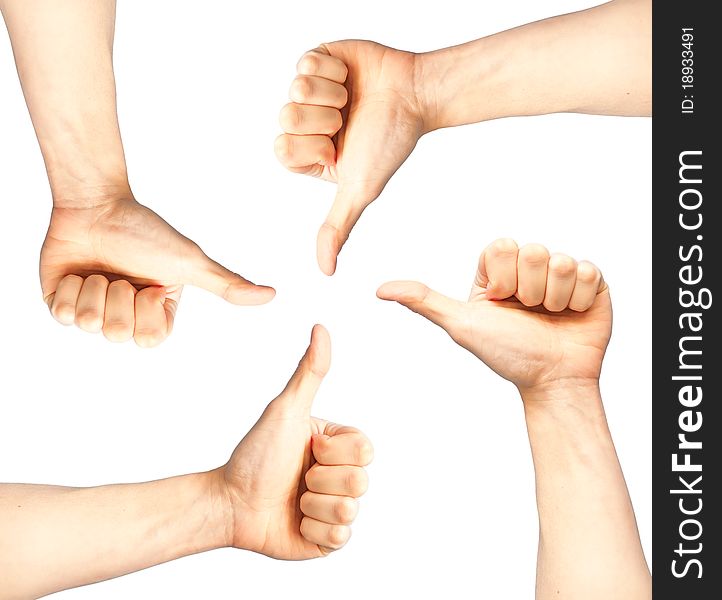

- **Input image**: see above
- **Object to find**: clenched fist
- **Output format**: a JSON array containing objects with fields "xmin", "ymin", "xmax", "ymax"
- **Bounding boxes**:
[
  {"xmin": 377, "ymin": 238, "xmax": 611, "ymax": 394},
  {"xmin": 276, "ymin": 42, "xmax": 425, "ymax": 275},
  {"xmin": 42, "ymin": 195, "xmax": 275, "ymax": 347},
  {"xmin": 0, "ymin": 325, "xmax": 374, "ymax": 599},
  {"xmin": 217, "ymin": 325, "xmax": 373, "ymax": 558}
]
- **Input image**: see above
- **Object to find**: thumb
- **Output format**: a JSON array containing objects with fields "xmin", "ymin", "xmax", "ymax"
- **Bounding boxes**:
[
  {"xmin": 186, "ymin": 250, "xmax": 276, "ymax": 305},
  {"xmin": 317, "ymin": 187, "xmax": 372, "ymax": 276},
  {"xmin": 275, "ymin": 324, "xmax": 332, "ymax": 414},
  {"xmin": 377, "ymin": 280, "xmax": 469, "ymax": 339}
]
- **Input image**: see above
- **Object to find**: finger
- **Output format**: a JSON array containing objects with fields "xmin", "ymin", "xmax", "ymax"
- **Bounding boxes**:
[
  {"xmin": 279, "ymin": 103, "xmax": 343, "ymax": 136},
  {"xmin": 48, "ymin": 274, "xmax": 84, "ymax": 325},
  {"xmin": 543, "ymin": 254, "xmax": 578, "ymax": 312},
  {"xmin": 312, "ymin": 430, "xmax": 374, "ymax": 466},
  {"xmin": 376, "ymin": 280, "xmax": 468, "ymax": 338},
  {"xmin": 300, "ymin": 517, "xmax": 351, "ymax": 552},
  {"xmin": 102, "ymin": 280, "xmax": 137, "ymax": 342},
  {"xmin": 274, "ymin": 134, "xmax": 336, "ymax": 170},
  {"xmin": 478, "ymin": 238, "xmax": 519, "ymax": 300},
  {"xmin": 568, "ymin": 261, "xmax": 604, "ymax": 312},
  {"xmin": 300, "ymin": 491, "xmax": 358, "ymax": 525},
  {"xmin": 162, "ymin": 285, "xmax": 181, "ymax": 333},
  {"xmin": 289, "ymin": 75, "xmax": 348, "ymax": 109},
  {"xmin": 186, "ymin": 251, "xmax": 275, "ymax": 306},
  {"xmin": 516, "ymin": 243, "xmax": 550, "ymax": 306},
  {"xmin": 74, "ymin": 274, "xmax": 110, "ymax": 333},
  {"xmin": 297, "ymin": 49, "xmax": 348, "ymax": 84},
  {"xmin": 317, "ymin": 190, "xmax": 369, "ymax": 276},
  {"xmin": 133, "ymin": 286, "xmax": 171, "ymax": 348},
  {"xmin": 305, "ymin": 464, "xmax": 368, "ymax": 497},
  {"xmin": 277, "ymin": 324, "xmax": 331, "ymax": 412}
]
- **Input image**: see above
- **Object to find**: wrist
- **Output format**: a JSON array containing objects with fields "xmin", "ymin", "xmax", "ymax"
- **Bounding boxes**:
[
  {"xmin": 413, "ymin": 40, "xmax": 500, "ymax": 133},
  {"xmin": 412, "ymin": 49, "xmax": 454, "ymax": 134},
  {"xmin": 203, "ymin": 468, "xmax": 237, "ymax": 550},
  {"xmin": 50, "ymin": 177, "xmax": 132, "ymax": 210},
  {"xmin": 412, "ymin": 51, "xmax": 439, "ymax": 135},
  {"xmin": 35, "ymin": 120, "xmax": 130, "ymax": 208},
  {"xmin": 520, "ymin": 378, "xmax": 606, "ymax": 428},
  {"xmin": 519, "ymin": 377, "xmax": 601, "ymax": 402},
  {"xmin": 126, "ymin": 472, "xmax": 233, "ymax": 563}
]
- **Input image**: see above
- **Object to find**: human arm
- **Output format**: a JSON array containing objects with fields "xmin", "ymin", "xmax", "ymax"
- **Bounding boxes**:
[
  {"xmin": 418, "ymin": 0, "xmax": 652, "ymax": 130},
  {"xmin": 0, "ymin": 0, "xmax": 274, "ymax": 347},
  {"xmin": 0, "ymin": 474, "xmax": 227, "ymax": 599},
  {"xmin": 377, "ymin": 239, "xmax": 650, "ymax": 598},
  {"xmin": 0, "ymin": 325, "xmax": 372, "ymax": 598},
  {"xmin": 276, "ymin": 0, "xmax": 651, "ymax": 274},
  {"xmin": 522, "ymin": 383, "xmax": 650, "ymax": 599}
]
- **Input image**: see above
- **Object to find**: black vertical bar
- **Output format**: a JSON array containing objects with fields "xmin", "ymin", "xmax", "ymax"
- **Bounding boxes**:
[{"xmin": 653, "ymin": 0, "xmax": 720, "ymax": 597}]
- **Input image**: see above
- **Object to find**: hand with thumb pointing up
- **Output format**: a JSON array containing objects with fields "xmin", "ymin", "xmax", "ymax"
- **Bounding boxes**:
[{"xmin": 213, "ymin": 324, "xmax": 373, "ymax": 559}]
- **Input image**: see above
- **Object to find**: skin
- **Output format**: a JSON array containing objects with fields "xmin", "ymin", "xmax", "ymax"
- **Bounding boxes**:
[
  {"xmin": 0, "ymin": 325, "xmax": 373, "ymax": 599},
  {"xmin": 377, "ymin": 239, "xmax": 651, "ymax": 599},
  {"xmin": 275, "ymin": 0, "xmax": 651, "ymax": 274},
  {"xmin": 0, "ymin": 0, "xmax": 275, "ymax": 347}
]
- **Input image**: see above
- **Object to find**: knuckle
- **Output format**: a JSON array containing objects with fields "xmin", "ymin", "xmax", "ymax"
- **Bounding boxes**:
[
  {"xmin": 304, "ymin": 467, "xmax": 317, "ymax": 490},
  {"xmin": 520, "ymin": 243, "xmax": 550, "ymax": 266},
  {"xmin": 85, "ymin": 274, "xmax": 109, "ymax": 286},
  {"xmin": 517, "ymin": 289, "xmax": 543, "ymax": 307},
  {"xmin": 548, "ymin": 254, "xmax": 577, "ymax": 277},
  {"xmin": 496, "ymin": 281, "xmax": 517, "ymax": 295},
  {"xmin": 61, "ymin": 274, "xmax": 84, "ymax": 287},
  {"xmin": 488, "ymin": 237, "xmax": 519, "ymax": 259},
  {"xmin": 136, "ymin": 287, "xmax": 165, "ymax": 304},
  {"xmin": 337, "ymin": 84, "xmax": 349, "ymax": 107},
  {"xmin": 355, "ymin": 439, "xmax": 374, "ymax": 466},
  {"xmin": 279, "ymin": 103, "xmax": 301, "ymax": 131},
  {"xmin": 299, "ymin": 491, "xmax": 313, "ymax": 514},
  {"xmin": 337, "ymin": 60, "xmax": 349, "ymax": 82},
  {"xmin": 103, "ymin": 321, "xmax": 133, "ymax": 342},
  {"xmin": 299, "ymin": 516, "xmax": 309, "ymax": 537},
  {"xmin": 320, "ymin": 138, "xmax": 336, "ymax": 162},
  {"xmin": 328, "ymin": 525, "xmax": 350, "ymax": 548},
  {"xmin": 290, "ymin": 76, "xmax": 312, "ymax": 102},
  {"xmin": 274, "ymin": 134, "xmax": 293, "ymax": 162},
  {"xmin": 347, "ymin": 468, "xmax": 368, "ymax": 496},
  {"xmin": 543, "ymin": 299, "xmax": 566, "ymax": 313},
  {"xmin": 75, "ymin": 311, "xmax": 103, "ymax": 332},
  {"xmin": 326, "ymin": 109, "xmax": 343, "ymax": 134},
  {"xmin": 568, "ymin": 300, "xmax": 590, "ymax": 313},
  {"xmin": 335, "ymin": 497, "xmax": 358, "ymax": 524},
  {"xmin": 297, "ymin": 52, "xmax": 319, "ymax": 74},
  {"xmin": 312, "ymin": 436, "xmax": 328, "ymax": 458},
  {"xmin": 51, "ymin": 302, "xmax": 76, "ymax": 323},
  {"xmin": 300, "ymin": 517, "xmax": 319, "ymax": 546},
  {"xmin": 576, "ymin": 261, "xmax": 600, "ymax": 284},
  {"xmin": 406, "ymin": 282, "xmax": 432, "ymax": 304},
  {"xmin": 109, "ymin": 279, "xmax": 136, "ymax": 294}
]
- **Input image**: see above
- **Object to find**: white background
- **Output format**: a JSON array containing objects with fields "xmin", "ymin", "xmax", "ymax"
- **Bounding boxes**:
[{"xmin": 0, "ymin": 1, "xmax": 651, "ymax": 598}]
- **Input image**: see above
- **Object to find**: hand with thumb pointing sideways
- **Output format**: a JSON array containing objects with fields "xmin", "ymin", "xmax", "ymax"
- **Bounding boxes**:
[
  {"xmin": 377, "ymin": 238, "xmax": 612, "ymax": 396},
  {"xmin": 42, "ymin": 195, "xmax": 276, "ymax": 347}
]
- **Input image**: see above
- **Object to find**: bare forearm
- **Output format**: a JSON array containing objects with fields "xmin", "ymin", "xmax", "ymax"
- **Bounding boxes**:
[
  {"xmin": 0, "ymin": 0, "xmax": 129, "ymax": 205},
  {"xmin": 0, "ymin": 472, "xmax": 229, "ymax": 599},
  {"xmin": 417, "ymin": 0, "xmax": 651, "ymax": 131},
  {"xmin": 522, "ymin": 383, "xmax": 650, "ymax": 599}
]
